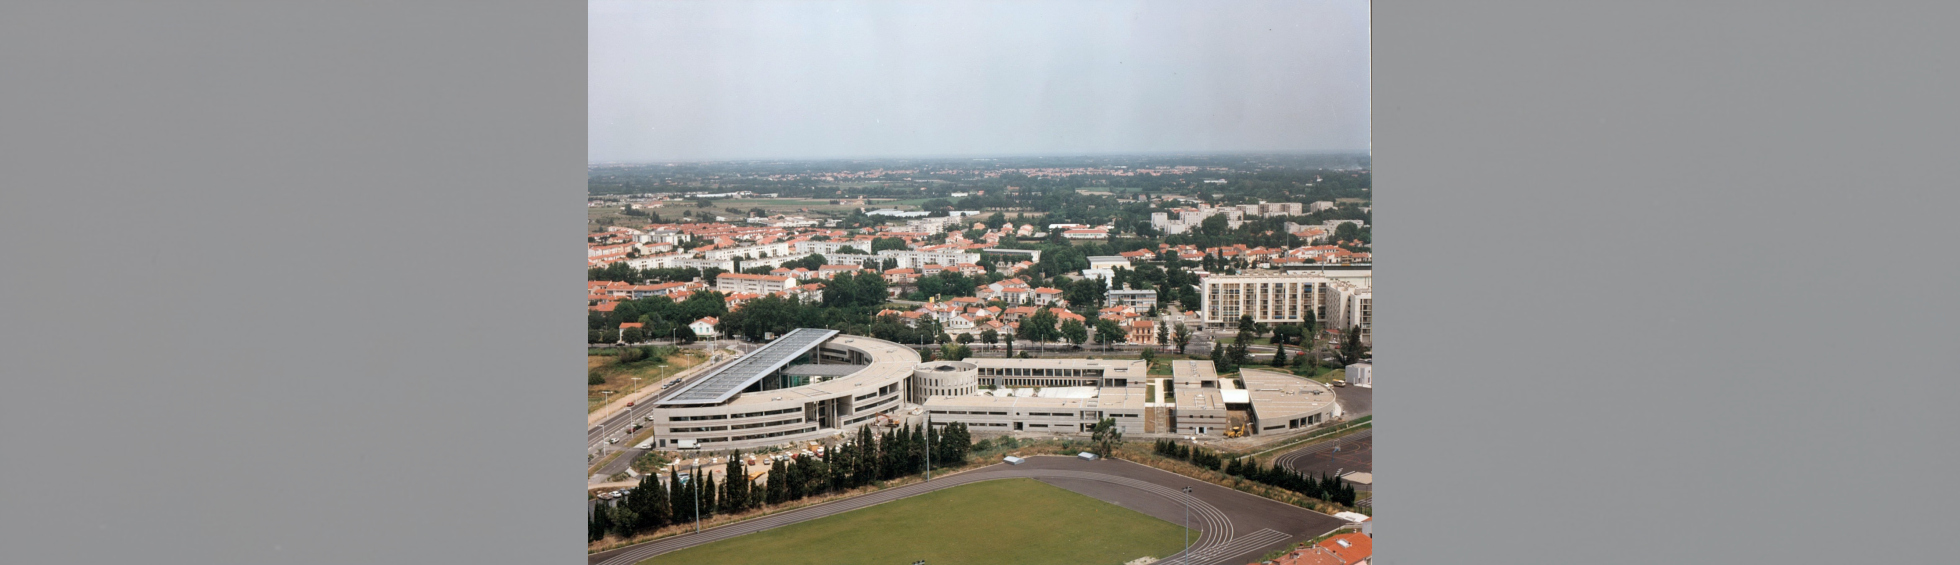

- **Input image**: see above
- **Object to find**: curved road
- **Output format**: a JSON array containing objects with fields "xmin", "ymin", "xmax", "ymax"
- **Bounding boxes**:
[
  {"xmin": 1273, "ymin": 428, "xmax": 1373, "ymax": 489},
  {"xmin": 590, "ymin": 455, "xmax": 1346, "ymax": 565}
]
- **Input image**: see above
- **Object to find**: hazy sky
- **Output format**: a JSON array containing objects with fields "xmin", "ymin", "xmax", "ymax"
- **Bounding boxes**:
[{"xmin": 589, "ymin": 1, "xmax": 1370, "ymax": 163}]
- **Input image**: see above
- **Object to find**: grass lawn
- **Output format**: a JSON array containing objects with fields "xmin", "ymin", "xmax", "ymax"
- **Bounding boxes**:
[
  {"xmin": 588, "ymin": 349, "xmax": 705, "ymax": 413},
  {"xmin": 637, "ymin": 478, "xmax": 1194, "ymax": 565}
]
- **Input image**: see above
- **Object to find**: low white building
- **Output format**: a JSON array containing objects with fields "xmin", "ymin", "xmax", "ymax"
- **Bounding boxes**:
[
  {"xmin": 690, "ymin": 317, "xmax": 720, "ymax": 338},
  {"xmin": 1345, "ymin": 363, "xmax": 1372, "ymax": 387}
]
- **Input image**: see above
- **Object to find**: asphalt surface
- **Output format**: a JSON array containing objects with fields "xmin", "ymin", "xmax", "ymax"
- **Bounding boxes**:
[
  {"xmin": 587, "ymin": 456, "xmax": 1348, "ymax": 565},
  {"xmin": 1330, "ymin": 383, "xmax": 1371, "ymax": 418},
  {"xmin": 1273, "ymin": 429, "xmax": 1373, "ymax": 490}
]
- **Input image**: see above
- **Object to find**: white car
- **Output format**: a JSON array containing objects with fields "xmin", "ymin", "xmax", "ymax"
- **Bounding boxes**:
[{"xmin": 608, "ymin": 438, "xmax": 620, "ymax": 444}]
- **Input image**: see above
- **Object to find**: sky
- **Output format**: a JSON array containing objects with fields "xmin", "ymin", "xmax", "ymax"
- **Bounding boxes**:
[{"xmin": 589, "ymin": 0, "xmax": 1370, "ymax": 163}]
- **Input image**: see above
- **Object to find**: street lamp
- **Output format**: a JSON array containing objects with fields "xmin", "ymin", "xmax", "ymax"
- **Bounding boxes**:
[
  {"xmin": 924, "ymin": 415, "xmax": 932, "ymax": 482},
  {"xmin": 1182, "ymin": 486, "xmax": 1193, "ymax": 565},
  {"xmin": 692, "ymin": 460, "xmax": 702, "ymax": 533}
]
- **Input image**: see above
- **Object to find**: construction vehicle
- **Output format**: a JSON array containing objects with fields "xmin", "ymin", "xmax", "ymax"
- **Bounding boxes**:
[{"xmin": 1224, "ymin": 424, "xmax": 1248, "ymax": 438}]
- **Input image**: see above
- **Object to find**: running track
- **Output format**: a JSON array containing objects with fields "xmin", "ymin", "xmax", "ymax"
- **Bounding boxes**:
[{"xmin": 589, "ymin": 455, "xmax": 1348, "ymax": 565}]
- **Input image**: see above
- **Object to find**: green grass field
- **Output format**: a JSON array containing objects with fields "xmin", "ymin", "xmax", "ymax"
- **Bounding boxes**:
[{"xmin": 637, "ymin": 478, "xmax": 1195, "ymax": 565}]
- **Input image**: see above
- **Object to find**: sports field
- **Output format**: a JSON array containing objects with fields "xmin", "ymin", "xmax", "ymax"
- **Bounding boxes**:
[{"xmin": 636, "ymin": 478, "xmax": 1195, "ymax": 565}]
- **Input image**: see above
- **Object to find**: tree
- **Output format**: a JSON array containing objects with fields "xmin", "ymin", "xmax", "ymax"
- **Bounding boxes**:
[
  {"xmin": 1001, "ymin": 331, "xmax": 1015, "ymax": 357},
  {"xmin": 1271, "ymin": 342, "xmax": 1289, "ymax": 367},
  {"xmin": 588, "ymin": 370, "xmax": 605, "ymax": 386},
  {"xmin": 979, "ymin": 328, "xmax": 999, "ymax": 349},
  {"xmin": 1018, "ymin": 309, "xmax": 1059, "ymax": 351},
  {"xmin": 1156, "ymin": 323, "xmax": 1170, "ymax": 350},
  {"xmin": 1139, "ymin": 345, "xmax": 1156, "ymax": 365},
  {"xmin": 723, "ymin": 451, "xmax": 748, "ymax": 511},
  {"xmin": 700, "ymin": 470, "xmax": 718, "ymax": 517},
  {"xmin": 589, "ymin": 500, "xmax": 611, "ymax": 541},
  {"xmin": 1173, "ymin": 323, "xmax": 1192, "ymax": 354},
  {"xmin": 621, "ymin": 327, "xmax": 645, "ymax": 343},
  {"xmin": 985, "ymin": 212, "xmax": 1008, "ymax": 229},
  {"xmin": 1089, "ymin": 417, "xmax": 1123, "ymax": 458},
  {"xmin": 1237, "ymin": 315, "xmax": 1260, "ymax": 339},
  {"xmin": 956, "ymin": 333, "xmax": 974, "ymax": 345},
  {"xmin": 871, "ymin": 237, "xmax": 908, "ymax": 253},
  {"xmin": 1093, "ymin": 317, "xmax": 1126, "ymax": 348},
  {"xmin": 1339, "ymin": 325, "xmax": 1367, "ymax": 366},
  {"xmin": 766, "ymin": 458, "xmax": 788, "ymax": 505},
  {"xmin": 1060, "ymin": 319, "xmax": 1088, "ymax": 348}
]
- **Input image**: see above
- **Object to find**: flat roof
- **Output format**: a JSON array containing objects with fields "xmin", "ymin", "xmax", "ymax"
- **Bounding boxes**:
[
  {"xmin": 657, "ymin": 328, "xmax": 839, "ymax": 406},
  {"xmin": 1170, "ymin": 360, "xmax": 1218, "ymax": 388},
  {"xmin": 780, "ymin": 364, "xmax": 867, "ymax": 377},
  {"xmin": 970, "ymin": 358, "xmax": 1147, "ymax": 376},
  {"xmin": 1175, "ymin": 385, "xmax": 1225, "ymax": 412},
  {"xmin": 923, "ymin": 395, "xmax": 1095, "ymax": 410},
  {"xmin": 1240, "ymin": 368, "xmax": 1337, "ymax": 423}
]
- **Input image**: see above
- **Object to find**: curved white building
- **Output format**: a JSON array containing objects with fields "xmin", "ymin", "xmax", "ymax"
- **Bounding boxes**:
[
  {"xmin": 909, "ymin": 361, "xmax": 978, "ymax": 403},
  {"xmin": 649, "ymin": 329, "xmax": 920, "ymax": 450}
]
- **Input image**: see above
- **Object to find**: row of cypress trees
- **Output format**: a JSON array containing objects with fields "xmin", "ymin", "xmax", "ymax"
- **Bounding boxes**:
[
  {"xmin": 590, "ymin": 421, "xmax": 974, "ymax": 542},
  {"xmin": 1154, "ymin": 439, "xmax": 1226, "ymax": 470},
  {"xmin": 1222, "ymin": 456, "xmax": 1361, "ymax": 507},
  {"xmin": 1150, "ymin": 439, "xmax": 1360, "ymax": 508}
]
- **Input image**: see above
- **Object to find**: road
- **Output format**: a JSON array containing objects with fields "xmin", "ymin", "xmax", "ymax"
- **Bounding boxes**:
[
  {"xmin": 1329, "ymin": 382, "xmax": 1371, "ymax": 418},
  {"xmin": 588, "ymin": 455, "xmax": 1347, "ymax": 565},
  {"xmin": 588, "ymin": 344, "xmax": 756, "ymax": 458},
  {"xmin": 1273, "ymin": 429, "xmax": 1373, "ymax": 489}
]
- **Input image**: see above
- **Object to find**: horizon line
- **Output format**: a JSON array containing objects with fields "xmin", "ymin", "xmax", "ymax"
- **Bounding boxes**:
[{"xmin": 588, "ymin": 149, "xmax": 1372, "ymax": 167}]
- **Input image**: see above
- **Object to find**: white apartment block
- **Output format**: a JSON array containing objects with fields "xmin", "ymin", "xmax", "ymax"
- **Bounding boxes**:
[
  {"xmin": 625, "ymin": 252, "xmax": 735, "ymax": 272},
  {"xmin": 903, "ymin": 215, "xmax": 965, "ymax": 234},
  {"xmin": 700, "ymin": 242, "xmax": 795, "ymax": 261},
  {"xmin": 1151, "ymin": 201, "xmax": 1305, "ymax": 235},
  {"xmin": 878, "ymin": 249, "xmax": 980, "ymax": 270},
  {"xmin": 1324, "ymin": 279, "xmax": 1373, "ymax": 344},
  {"xmin": 1199, "ymin": 269, "xmax": 1373, "ymax": 330},
  {"xmin": 716, "ymin": 273, "xmax": 795, "ymax": 295}
]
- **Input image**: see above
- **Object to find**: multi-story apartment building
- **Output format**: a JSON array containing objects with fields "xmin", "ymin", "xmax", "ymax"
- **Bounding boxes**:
[
  {"xmin": 1324, "ymin": 279, "xmax": 1373, "ymax": 344},
  {"xmin": 716, "ymin": 272, "xmax": 794, "ymax": 295},
  {"xmin": 1198, "ymin": 269, "xmax": 1372, "ymax": 330}
]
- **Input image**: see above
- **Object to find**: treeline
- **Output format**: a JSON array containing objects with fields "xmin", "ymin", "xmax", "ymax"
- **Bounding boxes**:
[
  {"xmin": 588, "ymin": 263, "xmax": 726, "ymax": 285},
  {"xmin": 1151, "ymin": 439, "xmax": 1360, "ymax": 507},
  {"xmin": 590, "ymin": 422, "xmax": 973, "ymax": 542},
  {"xmin": 587, "ymin": 292, "xmax": 729, "ymax": 344}
]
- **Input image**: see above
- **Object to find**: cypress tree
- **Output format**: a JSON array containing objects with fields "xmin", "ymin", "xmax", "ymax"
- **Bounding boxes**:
[
  {"xmin": 787, "ymin": 457, "xmax": 806, "ymax": 500},
  {"xmin": 767, "ymin": 458, "xmax": 788, "ymax": 504},
  {"xmin": 667, "ymin": 467, "xmax": 683, "ymax": 521},
  {"xmin": 589, "ymin": 500, "xmax": 610, "ymax": 541},
  {"xmin": 702, "ymin": 471, "xmax": 717, "ymax": 517}
]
